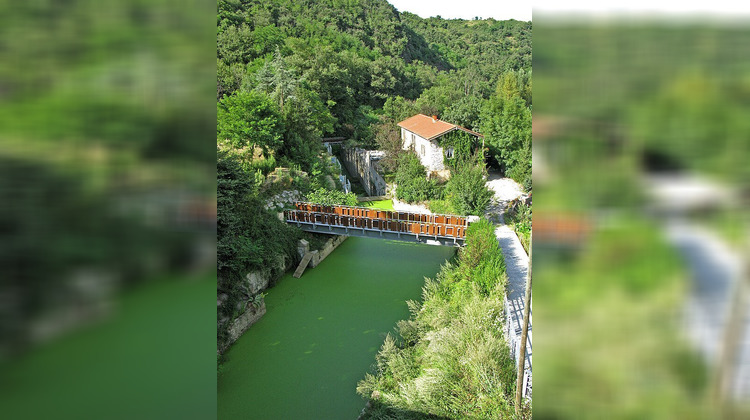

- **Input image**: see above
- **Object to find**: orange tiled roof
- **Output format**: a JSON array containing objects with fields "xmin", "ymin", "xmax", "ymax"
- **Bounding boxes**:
[{"xmin": 397, "ymin": 114, "xmax": 483, "ymax": 140}]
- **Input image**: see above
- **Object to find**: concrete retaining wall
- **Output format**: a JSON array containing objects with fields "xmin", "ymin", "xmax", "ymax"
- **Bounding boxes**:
[
  {"xmin": 341, "ymin": 147, "xmax": 387, "ymax": 196},
  {"xmin": 308, "ymin": 235, "xmax": 347, "ymax": 268}
]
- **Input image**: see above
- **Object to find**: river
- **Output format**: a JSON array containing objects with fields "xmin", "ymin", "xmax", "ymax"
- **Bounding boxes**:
[{"xmin": 217, "ymin": 236, "xmax": 456, "ymax": 419}]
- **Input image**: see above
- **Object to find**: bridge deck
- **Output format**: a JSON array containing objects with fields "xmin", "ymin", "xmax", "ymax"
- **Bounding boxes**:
[{"xmin": 284, "ymin": 202, "xmax": 472, "ymax": 246}]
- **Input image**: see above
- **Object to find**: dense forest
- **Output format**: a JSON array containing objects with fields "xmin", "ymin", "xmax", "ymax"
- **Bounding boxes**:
[{"xmin": 216, "ymin": 0, "xmax": 531, "ymax": 183}]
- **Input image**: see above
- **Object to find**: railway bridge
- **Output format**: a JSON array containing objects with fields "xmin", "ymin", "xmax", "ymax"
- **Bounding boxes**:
[{"xmin": 283, "ymin": 202, "xmax": 477, "ymax": 246}]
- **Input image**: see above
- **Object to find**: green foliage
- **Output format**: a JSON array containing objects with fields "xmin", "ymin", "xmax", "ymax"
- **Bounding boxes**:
[
  {"xmin": 427, "ymin": 199, "xmax": 457, "ymax": 215},
  {"xmin": 217, "ymin": 152, "xmax": 300, "ymax": 345},
  {"xmin": 481, "ymin": 90, "xmax": 531, "ymax": 187},
  {"xmin": 437, "ymin": 130, "xmax": 477, "ymax": 169},
  {"xmin": 442, "ymin": 95, "xmax": 484, "ymax": 131},
  {"xmin": 358, "ymin": 218, "xmax": 518, "ymax": 419},
  {"xmin": 216, "ymin": 0, "xmax": 531, "ymax": 142},
  {"xmin": 444, "ymin": 155, "xmax": 493, "ymax": 216},
  {"xmin": 394, "ymin": 153, "xmax": 441, "ymax": 203},
  {"xmin": 506, "ymin": 201, "xmax": 531, "ymax": 254},
  {"xmin": 217, "ymin": 91, "xmax": 283, "ymax": 158},
  {"xmin": 305, "ymin": 188, "xmax": 359, "ymax": 206}
]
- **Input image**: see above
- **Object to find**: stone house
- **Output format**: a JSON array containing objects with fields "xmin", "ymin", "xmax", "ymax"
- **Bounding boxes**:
[{"xmin": 398, "ymin": 114, "xmax": 483, "ymax": 178}]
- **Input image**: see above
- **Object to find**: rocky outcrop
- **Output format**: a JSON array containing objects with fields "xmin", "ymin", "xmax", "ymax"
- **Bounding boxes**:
[
  {"xmin": 222, "ymin": 300, "xmax": 266, "ymax": 353},
  {"xmin": 264, "ymin": 190, "xmax": 302, "ymax": 212},
  {"xmin": 218, "ymin": 254, "xmax": 293, "ymax": 353}
]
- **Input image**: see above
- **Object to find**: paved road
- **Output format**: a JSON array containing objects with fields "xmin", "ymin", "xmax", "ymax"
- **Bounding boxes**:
[
  {"xmin": 495, "ymin": 223, "xmax": 532, "ymax": 372},
  {"xmin": 485, "ymin": 174, "xmax": 531, "ymax": 394},
  {"xmin": 666, "ymin": 221, "xmax": 749, "ymax": 400}
]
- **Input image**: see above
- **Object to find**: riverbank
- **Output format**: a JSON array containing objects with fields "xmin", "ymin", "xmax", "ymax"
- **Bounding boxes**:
[
  {"xmin": 357, "ymin": 219, "xmax": 522, "ymax": 418},
  {"xmin": 218, "ymin": 237, "xmax": 456, "ymax": 419}
]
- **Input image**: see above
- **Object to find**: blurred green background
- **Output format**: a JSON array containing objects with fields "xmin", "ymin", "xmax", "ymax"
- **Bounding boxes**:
[
  {"xmin": 533, "ymin": 14, "xmax": 750, "ymax": 419},
  {"xmin": 0, "ymin": 0, "xmax": 217, "ymax": 418}
]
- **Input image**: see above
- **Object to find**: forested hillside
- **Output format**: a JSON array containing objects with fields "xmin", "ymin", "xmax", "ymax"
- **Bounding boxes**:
[{"xmin": 217, "ymin": 0, "xmax": 531, "ymax": 185}]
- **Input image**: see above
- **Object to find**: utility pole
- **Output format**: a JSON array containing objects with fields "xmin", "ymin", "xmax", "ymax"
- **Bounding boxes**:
[{"xmin": 516, "ymin": 234, "xmax": 532, "ymax": 416}]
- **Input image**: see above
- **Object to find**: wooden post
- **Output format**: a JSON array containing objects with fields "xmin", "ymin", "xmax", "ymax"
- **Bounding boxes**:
[
  {"xmin": 516, "ymin": 234, "xmax": 532, "ymax": 415},
  {"xmin": 713, "ymin": 222, "xmax": 749, "ymax": 411}
]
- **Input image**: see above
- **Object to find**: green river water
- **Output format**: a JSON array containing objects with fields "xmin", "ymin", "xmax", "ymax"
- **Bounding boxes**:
[{"xmin": 218, "ymin": 236, "xmax": 456, "ymax": 419}]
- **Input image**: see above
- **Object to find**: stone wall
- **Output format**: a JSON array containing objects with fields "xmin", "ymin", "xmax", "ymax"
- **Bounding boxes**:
[
  {"xmin": 308, "ymin": 235, "xmax": 347, "ymax": 268},
  {"xmin": 341, "ymin": 147, "xmax": 387, "ymax": 196},
  {"xmin": 218, "ymin": 253, "xmax": 293, "ymax": 353},
  {"xmin": 223, "ymin": 301, "xmax": 266, "ymax": 352}
]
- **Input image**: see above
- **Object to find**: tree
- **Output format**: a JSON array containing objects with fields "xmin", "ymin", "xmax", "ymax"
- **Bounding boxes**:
[
  {"xmin": 255, "ymin": 50, "xmax": 298, "ymax": 112},
  {"xmin": 444, "ymin": 153, "xmax": 493, "ymax": 215},
  {"xmin": 373, "ymin": 115, "xmax": 405, "ymax": 173},
  {"xmin": 217, "ymin": 91, "xmax": 283, "ymax": 159},
  {"xmin": 394, "ymin": 153, "xmax": 439, "ymax": 203},
  {"xmin": 480, "ymin": 73, "xmax": 532, "ymax": 189}
]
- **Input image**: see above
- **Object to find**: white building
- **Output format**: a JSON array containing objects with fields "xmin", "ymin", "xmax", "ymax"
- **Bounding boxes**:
[{"xmin": 398, "ymin": 114, "xmax": 483, "ymax": 178}]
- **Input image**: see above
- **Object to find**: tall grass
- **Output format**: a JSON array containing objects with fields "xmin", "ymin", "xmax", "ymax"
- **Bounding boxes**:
[{"xmin": 358, "ymin": 219, "xmax": 522, "ymax": 418}]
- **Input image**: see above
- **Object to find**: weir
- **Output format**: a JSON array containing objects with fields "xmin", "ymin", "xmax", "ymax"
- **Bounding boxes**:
[{"xmin": 284, "ymin": 202, "xmax": 477, "ymax": 247}]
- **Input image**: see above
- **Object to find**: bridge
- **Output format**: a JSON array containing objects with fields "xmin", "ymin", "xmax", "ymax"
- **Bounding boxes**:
[{"xmin": 283, "ymin": 202, "xmax": 476, "ymax": 246}]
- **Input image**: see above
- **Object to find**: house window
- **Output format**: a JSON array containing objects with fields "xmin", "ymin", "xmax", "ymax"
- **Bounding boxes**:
[
  {"xmin": 445, "ymin": 148, "xmax": 454, "ymax": 159},
  {"xmin": 411, "ymin": 133, "xmax": 415, "ymax": 144},
  {"xmin": 421, "ymin": 145, "xmax": 425, "ymax": 156}
]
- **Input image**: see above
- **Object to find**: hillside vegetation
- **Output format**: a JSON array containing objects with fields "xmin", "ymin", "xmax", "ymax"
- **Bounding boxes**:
[{"xmin": 217, "ymin": 0, "xmax": 531, "ymax": 186}]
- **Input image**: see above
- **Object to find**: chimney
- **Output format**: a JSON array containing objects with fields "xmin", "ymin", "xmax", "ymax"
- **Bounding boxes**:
[{"xmin": 431, "ymin": 115, "xmax": 438, "ymax": 123}]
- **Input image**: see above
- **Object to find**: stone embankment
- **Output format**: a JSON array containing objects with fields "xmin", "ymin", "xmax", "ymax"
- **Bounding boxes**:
[
  {"xmin": 219, "ymin": 234, "xmax": 348, "ymax": 352},
  {"xmin": 218, "ymin": 254, "xmax": 292, "ymax": 353}
]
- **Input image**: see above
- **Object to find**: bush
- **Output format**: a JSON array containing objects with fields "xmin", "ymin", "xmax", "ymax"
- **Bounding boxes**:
[
  {"xmin": 305, "ymin": 188, "xmax": 358, "ymax": 206},
  {"xmin": 394, "ymin": 153, "xmax": 441, "ymax": 203},
  {"xmin": 217, "ymin": 152, "xmax": 300, "ymax": 348},
  {"xmin": 357, "ymin": 218, "xmax": 518, "ymax": 419},
  {"xmin": 444, "ymin": 156, "xmax": 493, "ymax": 215}
]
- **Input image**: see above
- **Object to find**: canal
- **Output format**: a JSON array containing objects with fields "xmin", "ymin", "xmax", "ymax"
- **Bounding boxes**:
[{"xmin": 217, "ymin": 236, "xmax": 456, "ymax": 419}]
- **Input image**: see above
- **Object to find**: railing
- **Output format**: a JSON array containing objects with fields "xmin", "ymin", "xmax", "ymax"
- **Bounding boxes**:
[
  {"xmin": 284, "ymin": 202, "xmax": 470, "ymax": 240},
  {"xmin": 505, "ymin": 294, "xmax": 532, "ymax": 400}
]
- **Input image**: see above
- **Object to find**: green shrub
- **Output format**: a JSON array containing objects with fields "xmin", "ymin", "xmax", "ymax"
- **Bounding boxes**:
[
  {"xmin": 394, "ymin": 153, "xmax": 441, "ymax": 203},
  {"xmin": 427, "ymin": 199, "xmax": 457, "ymax": 215},
  {"xmin": 444, "ymin": 156, "xmax": 493, "ymax": 215},
  {"xmin": 217, "ymin": 152, "xmax": 300, "ymax": 347},
  {"xmin": 305, "ymin": 188, "xmax": 358, "ymax": 206},
  {"xmin": 358, "ymin": 218, "xmax": 518, "ymax": 418}
]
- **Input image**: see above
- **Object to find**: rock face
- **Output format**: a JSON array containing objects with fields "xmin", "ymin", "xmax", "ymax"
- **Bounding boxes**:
[
  {"xmin": 243, "ymin": 272, "xmax": 269, "ymax": 296},
  {"xmin": 218, "ymin": 254, "xmax": 293, "ymax": 353},
  {"xmin": 223, "ymin": 300, "xmax": 266, "ymax": 353},
  {"xmin": 264, "ymin": 189, "xmax": 302, "ymax": 212}
]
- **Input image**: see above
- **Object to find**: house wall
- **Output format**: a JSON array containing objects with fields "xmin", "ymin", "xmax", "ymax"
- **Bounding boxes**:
[{"xmin": 401, "ymin": 128, "xmax": 445, "ymax": 172}]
